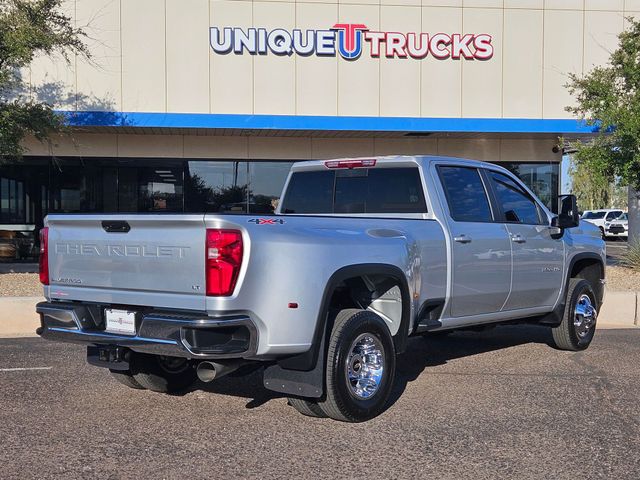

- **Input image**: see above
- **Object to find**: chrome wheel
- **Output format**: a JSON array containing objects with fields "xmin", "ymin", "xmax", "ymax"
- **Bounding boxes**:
[
  {"xmin": 345, "ymin": 333, "xmax": 385, "ymax": 400},
  {"xmin": 574, "ymin": 294, "xmax": 597, "ymax": 338}
]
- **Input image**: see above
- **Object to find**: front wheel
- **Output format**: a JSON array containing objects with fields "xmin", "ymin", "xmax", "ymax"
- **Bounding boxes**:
[
  {"xmin": 552, "ymin": 278, "xmax": 598, "ymax": 351},
  {"xmin": 318, "ymin": 309, "xmax": 396, "ymax": 422}
]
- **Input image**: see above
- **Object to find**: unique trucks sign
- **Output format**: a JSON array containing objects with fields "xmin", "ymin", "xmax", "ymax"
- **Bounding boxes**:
[{"xmin": 209, "ymin": 24, "xmax": 493, "ymax": 60}]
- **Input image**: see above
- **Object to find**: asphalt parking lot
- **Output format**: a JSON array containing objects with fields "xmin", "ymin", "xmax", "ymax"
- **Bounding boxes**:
[
  {"xmin": 605, "ymin": 238, "xmax": 628, "ymax": 266},
  {"xmin": 1, "ymin": 326, "xmax": 639, "ymax": 479}
]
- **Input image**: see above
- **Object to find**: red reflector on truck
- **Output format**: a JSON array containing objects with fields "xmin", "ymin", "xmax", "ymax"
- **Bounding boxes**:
[
  {"xmin": 324, "ymin": 159, "xmax": 377, "ymax": 169},
  {"xmin": 39, "ymin": 227, "xmax": 49, "ymax": 285},
  {"xmin": 205, "ymin": 229, "xmax": 243, "ymax": 296}
]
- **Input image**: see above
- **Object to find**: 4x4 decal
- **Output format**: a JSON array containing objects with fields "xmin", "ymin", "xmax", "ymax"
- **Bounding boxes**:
[{"xmin": 248, "ymin": 218, "xmax": 285, "ymax": 225}]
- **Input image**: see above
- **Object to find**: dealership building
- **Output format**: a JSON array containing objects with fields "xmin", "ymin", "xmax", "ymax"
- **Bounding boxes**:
[{"xmin": 1, "ymin": 0, "xmax": 635, "ymax": 258}]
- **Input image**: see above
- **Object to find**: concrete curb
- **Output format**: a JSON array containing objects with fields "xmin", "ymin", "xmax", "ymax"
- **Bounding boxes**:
[
  {"xmin": 0, "ymin": 296, "xmax": 43, "ymax": 337},
  {"xmin": 0, "ymin": 292, "xmax": 637, "ymax": 338},
  {"xmin": 598, "ymin": 291, "xmax": 638, "ymax": 328}
]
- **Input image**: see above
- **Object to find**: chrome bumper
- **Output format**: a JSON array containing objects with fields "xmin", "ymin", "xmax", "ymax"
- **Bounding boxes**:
[{"xmin": 36, "ymin": 302, "xmax": 258, "ymax": 360}]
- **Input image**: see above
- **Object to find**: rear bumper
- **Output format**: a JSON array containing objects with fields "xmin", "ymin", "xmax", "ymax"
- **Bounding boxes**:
[
  {"xmin": 36, "ymin": 302, "xmax": 258, "ymax": 360},
  {"xmin": 605, "ymin": 228, "xmax": 627, "ymax": 237}
]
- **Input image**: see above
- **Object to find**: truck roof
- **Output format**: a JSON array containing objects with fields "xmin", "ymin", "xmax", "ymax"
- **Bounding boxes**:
[{"xmin": 290, "ymin": 155, "xmax": 491, "ymax": 172}]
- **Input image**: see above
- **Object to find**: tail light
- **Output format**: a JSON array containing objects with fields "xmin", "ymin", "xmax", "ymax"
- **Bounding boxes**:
[
  {"xmin": 205, "ymin": 229, "xmax": 243, "ymax": 296},
  {"xmin": 39, "ymin": 227, "xmax": 49, "ymax": 285}
]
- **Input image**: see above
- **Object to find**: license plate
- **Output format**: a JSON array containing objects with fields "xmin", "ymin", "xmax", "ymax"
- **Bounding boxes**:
[{"xmin": 105, "ymin": 309, "xmax": 137, "ymax": 335}]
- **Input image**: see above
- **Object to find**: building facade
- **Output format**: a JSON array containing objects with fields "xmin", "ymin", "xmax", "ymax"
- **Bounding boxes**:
[{"xmin": 1, "ymin": 0, "xmax": 635, "ymax": 258}]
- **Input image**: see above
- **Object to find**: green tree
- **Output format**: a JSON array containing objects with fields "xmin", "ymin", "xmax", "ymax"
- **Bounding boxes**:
[
  {"xmin": 566, "ymin": 17, "xmax": 640, "ymax": 242},
  {"xmin": 569, "ymin": 156, "xmax": 611, "ymax": 211},
  {"xmin": 0, "ymin": 0, "xmax": 87, "ymax": 159}
]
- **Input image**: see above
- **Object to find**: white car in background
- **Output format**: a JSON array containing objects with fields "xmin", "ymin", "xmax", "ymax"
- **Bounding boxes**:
[
  {"xmin": 605, "ymin": 212, "xmax": 628, "ymax": 239},
  {"xmin": 581, "ymin": 209, "xmax": 625, "ymax": 237}
]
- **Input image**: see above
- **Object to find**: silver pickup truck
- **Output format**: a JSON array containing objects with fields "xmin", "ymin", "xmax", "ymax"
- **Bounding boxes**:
[{"xmin": 36, "ymin": 156, "xmax": 605, "ymax": 422}]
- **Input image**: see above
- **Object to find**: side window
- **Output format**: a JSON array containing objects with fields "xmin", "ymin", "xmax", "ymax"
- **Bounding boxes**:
[
  {"xmin": 438, "ymin": 166, "xmax": 493, "ymax": 222},
  {"xmin": 489, "ymin": 172, "xmax": 543, "ymax": 225}
]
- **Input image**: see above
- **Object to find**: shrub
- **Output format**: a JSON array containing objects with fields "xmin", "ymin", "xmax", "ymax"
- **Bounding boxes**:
[{"xmin": 623, "ymin": 241, "xmax": 640, "ymax": 270}]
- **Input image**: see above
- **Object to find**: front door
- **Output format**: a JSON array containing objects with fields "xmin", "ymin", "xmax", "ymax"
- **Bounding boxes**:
[
  {"xmin": 437, "ymin": 166, "xmax": 512, "ymax": 317},
  {"xmin": 486, "ymin": 171, "xmax": 564, "ymax": 310}
]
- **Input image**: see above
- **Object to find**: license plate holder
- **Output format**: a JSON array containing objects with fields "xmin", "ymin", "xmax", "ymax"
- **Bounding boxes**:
[{"xmin": 104, "ymin": 309, "xmax": 137, "ymax": 335}]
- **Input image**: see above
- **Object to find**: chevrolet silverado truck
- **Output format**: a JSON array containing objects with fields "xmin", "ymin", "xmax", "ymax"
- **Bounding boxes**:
[{"xmin": 36, "ymin": 156, "xmax": 605, "ymax": 422}]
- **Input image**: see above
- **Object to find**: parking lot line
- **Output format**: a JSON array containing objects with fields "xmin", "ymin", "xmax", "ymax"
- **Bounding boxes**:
[{"xmin": 0, "ymin": 367, "xmax": 52, "ymax": 372}]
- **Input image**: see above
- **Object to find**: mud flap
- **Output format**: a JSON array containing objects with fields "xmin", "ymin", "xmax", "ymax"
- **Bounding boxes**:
[{"xmin": 263, "ymin": 335, "xmax": 325, "ymax": 399}]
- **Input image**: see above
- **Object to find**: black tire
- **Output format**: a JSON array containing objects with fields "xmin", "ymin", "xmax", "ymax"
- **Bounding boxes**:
[
  {"xmin": 318, "ymin": 309, "xmax": 396, "ymax": 423},
  {"xmin": 287, "ymin": 398, "xmax": 328, "ymax": 418},
  {"xmin": 552, "ymin": 278, "xmax": 598, "ymax": 351},
  {"xmin": 109, "ymin": 369, "xmax": 145, "ymax": 390},
  {"xmin": 130, "ymin": 353, "xmax": 197, "ymax": 393}
]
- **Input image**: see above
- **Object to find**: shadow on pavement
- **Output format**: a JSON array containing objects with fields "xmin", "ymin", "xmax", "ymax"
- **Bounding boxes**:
[
  {"xmin": 388, "ymin": 324, "xmax": 554, "ymax": 409},
  {"xmin": 184, "ymin": 324, "xmax": 555, "ymax": 414}
]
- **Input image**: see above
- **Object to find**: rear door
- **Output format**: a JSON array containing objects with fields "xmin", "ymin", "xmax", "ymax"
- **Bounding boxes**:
[
  {"xmin": 437, "ymin": 166, "xmax": 512, "ymax": 317},
  {"xmin": 46, "ymin": 214, "xmax": 206, "ymax": 310},
  {"xmin": 485, "ymin": 170, "xmax": 564, "ymax": 310}
]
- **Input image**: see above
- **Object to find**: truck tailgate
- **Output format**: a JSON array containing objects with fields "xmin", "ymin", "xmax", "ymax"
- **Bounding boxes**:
[{"xmin": 45, "ymin": 215, "xmax": 206, "ymax": 310}]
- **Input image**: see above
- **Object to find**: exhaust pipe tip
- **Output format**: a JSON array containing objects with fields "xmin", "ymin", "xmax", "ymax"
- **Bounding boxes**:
[
  {"xmin": 196, "ymin": 362, "xmax": 219, "ymax": 383},
  {"xmin": 196, "ymin": 361, "xmax": 242, "ymax": 383}
]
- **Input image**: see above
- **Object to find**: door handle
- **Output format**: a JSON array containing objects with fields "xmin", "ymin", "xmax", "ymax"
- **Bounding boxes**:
[
  {"xmin": 454, "ymin": 235, "xmax": 472, "ymax": 244},
  {"xmin": 511, "ymin": 234, "xmax": 526, "ymax": 243},
  {"xmin": 102, "ymin": 220, "xmax": 130, "ymax": 233}
]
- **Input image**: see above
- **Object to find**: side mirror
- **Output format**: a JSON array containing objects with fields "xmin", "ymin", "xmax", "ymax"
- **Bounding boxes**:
[{"xmin": 552, "ymin": 194, "xmax": 580, "ymax": 229}]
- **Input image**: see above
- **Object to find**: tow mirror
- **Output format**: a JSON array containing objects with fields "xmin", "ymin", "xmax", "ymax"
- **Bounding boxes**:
[{"xmin": 552, "ymin": 194, "xmax": 580, "ymax": 229}]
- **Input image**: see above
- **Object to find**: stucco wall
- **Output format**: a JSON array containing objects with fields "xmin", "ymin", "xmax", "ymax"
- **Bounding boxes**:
[
  {"xmin": 26, "ymin": 1, "xmax": 634, "ymax": 120},
  {"xmin": 22, "ymin": 132, "xmax": 561, "ymax": 162}
]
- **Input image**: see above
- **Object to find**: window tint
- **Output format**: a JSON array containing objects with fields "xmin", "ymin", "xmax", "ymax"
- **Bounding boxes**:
[
  {"xmin": 280, "ymin": 171, "xmax": 334, "ymax": 213},
  {"xmin": 583, "ymin": 211, "xmax": 605, "ymax": 219},
  {"xmin": 438, "ymin": 166, "xmax": 493, "ymax": 222},
  {"xmin": 281, "ymin": 167, "xmax": 427, "ymax": 214},
  {"xmin": 366, "ymin": 168, "xmax": 426, "ymax": 213},
  {"xmin": 490, "ymin": 172, "xmax": 542, "ymax": 224},
  {"xmin": 334, "ymin": 171, "xmax": 367, "ymax": 213},
  {"xmin": 606, "ymin": 211, "xmax": 622, "ymax": 221}
]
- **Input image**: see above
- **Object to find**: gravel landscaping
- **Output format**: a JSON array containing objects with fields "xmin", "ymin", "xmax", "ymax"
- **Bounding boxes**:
[
  {"xmin": 606, "ymin": 265, "xmax": 640, "ymax": 291},
  {"xmin": 0, "ymin": 265, "xmax": 639, "ymax": 297},
  {"xmin": 0, "ymin": 273, "xmax": 43, "ymax": 297}
]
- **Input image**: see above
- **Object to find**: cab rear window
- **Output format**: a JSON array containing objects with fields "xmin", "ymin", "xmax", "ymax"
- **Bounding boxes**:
[{"xmin": 281, "ymin": 167, "xmax": 427, "ymax": 214}]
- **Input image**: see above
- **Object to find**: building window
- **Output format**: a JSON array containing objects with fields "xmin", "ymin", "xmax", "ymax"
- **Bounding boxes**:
[
  {"xmin": 498, "ymin": 162, "xmax": 559, "ymax": 213},
  {"xmin": 0, "ymin": 156, "xmax": 561, "ymax": 262},
  {"xmin": 185, "ymin": 160, "xmax": 294, "ymax": 214},
  {"xmin": 185, "ymin": 161, "xmax": 249, "ymax": 213}
]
